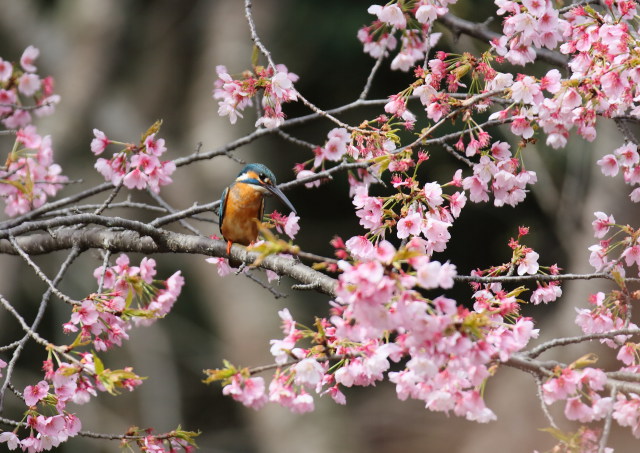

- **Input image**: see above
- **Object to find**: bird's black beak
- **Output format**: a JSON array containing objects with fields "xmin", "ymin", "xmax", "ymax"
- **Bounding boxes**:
[{"xmin": 264, "ymin": 184, "xmax": 297, "ymax": 214}]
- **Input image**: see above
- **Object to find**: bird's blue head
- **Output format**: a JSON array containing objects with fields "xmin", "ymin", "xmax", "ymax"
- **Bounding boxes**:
[{"xmin": 236, "ymin": 163, "xmax": 296, "ymax": 214}]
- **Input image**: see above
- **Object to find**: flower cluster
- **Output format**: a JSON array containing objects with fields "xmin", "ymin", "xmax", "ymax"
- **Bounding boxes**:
[
  {"xmin": 493, "ymin": 0, "xmax": 569, "ymax": 65},
  {"xmin": 92, "ymin": 126, "xmax": 176, "ymax": 193},
  {"xmin": 356, "ymin": 1, "xmax": 640, "ymax": 163},
  {"xmin": 470, "ymin": 228, "xmax": 562, "ymax": 306},
  {"xmin": 0, "ymin": 254, "xmax": 187, "ymax": 452},
  {"xmin": 210, "ymin": 231, "xmax": 551, "ymax": 422},
  {"xmin": 0, "ymin": 353, "xmax": 106, "ymax": 452},
  {"xmin": 0, "ymin": 46, "xmax": 67, "ymax": 217},
  {"xmin": 587, "ymin": 211, "xmax": 640, "ymax": 278},
  {"xmin": 613, "ymin": 393, "xmax": 640, "ymax": 438},
  {"xmin": 0, "ymin": 45, "xmax": 60, "ymax": 129},
  {"xmin": 0, "ymin": 125, "xmax": 68, "ymax": 216},
  {"xmin": 213, "ymin": 64, "xmax": 298, "ymax": 128},
  {"xmin": 575, "ymin": 290, "xmax": 637, "ymax": 347},
  {"xmin": 485, "ymin": 2, "xmax": 640, "ymax": 156},
  {"xmin": 545, "ymin": 426, "xmax": 611, "ymax": 453},
  {"xmin": 597, "ymin": 142, "xmax": 640, "ymax": 202},
  {"xmin": 359, "ymin": 1, "xmax": 451, "ymax": 71},
  {"xmin": 0, "ymin": 351, "xmax": 150, "ymax": 452},
  {"xmin": 64, "ymin": 254, "xmax": 184, "ymax": 351},
  {"xmin": 266, "ymin": 210, "xmax": 300, "ymax": 240},
  {"xmin": 346, "ymin": 150, "xmax": 461, "ymax": 248},
  {"xmin": 561, "ymin": 3, "xmax": 639, "ymax": 117},
  {"xmin": 462, "ymin": 142, "xmax": 537, "ymax": 207},
  {"xmin": 543, "ymin": 366, "xmax": 612, "ymax": 423}
]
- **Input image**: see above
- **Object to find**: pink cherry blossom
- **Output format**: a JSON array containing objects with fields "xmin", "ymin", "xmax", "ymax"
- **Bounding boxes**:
[
  {"xmin": 397, "ymin": 211, "xmax": 422, "ymax": 239},
  {"xmin": 0, "ymin": 432, "xmax": 19, "ymax": 450},
  {"xmin": 517, "ymin": 251, "xmax": 539, "ymax": 275},
  {"xmin": 510, "ymin": 76, "xmax": 541, "ymax": 104},
  {"xmin": 283, "ymin": 213, "xmax": 300, "ymax": 239},
  {"xmin": 0, "ymin": 58, "xmax": 12, "ymax": 82},
  {"xmin": 416, "ymin": 4, "xmax": 438, "ymax": 24},
  {"xmin": 622, "ymin": 244, "xmax": 640, "ymax": 268},
  {"xmin": 617, "ymin": 343, "xmax": 636, "ymax": 366},
  {"xmin": 345, "ymin": 235, "xmax": 375, "ymax": 261},
  {"xmin": 223, "ymin": 375, "xmax": 268, "ymax": 410},
  {"xmin": 368, "ymin": 4, "xmax": 406, "ymax": 29},
  {"xmin": 207, "ymin": 256, "xmax": 235, "ymax": 275},
  {"xmin": 20, "ymin": 45, "xmax": 39, "ymax": 72},
  {"xmin": 613, "ymin": 393, "xmax": 640, "ymax": 438},
  {"xmin": 17, "ymin": 73, "xmax": 40, "ymax": 96},
  {"xmin": 70, "ymin": 300, "xmax": 99, "ymax": 326},
  {"xmin": 296, "ymin": 169, "xmax": 322, "ymax": 188},
  {"xmin": 24, "ymin": 380, "xmax": 49, "ymax": 406},
  {"xmin": 592, "ymin": 211, "xmax": 615, "ymax": 239},
  {"xmin": 293, "ymin": 358, "xmax": 325, "ymax": 387},
  {"xmin": 0, "ymin": 126, "xmax": 68, "ymax": 216},
  {"xmin": 530, "ymin": 282, "xmax": 562, "ymax": 305}
]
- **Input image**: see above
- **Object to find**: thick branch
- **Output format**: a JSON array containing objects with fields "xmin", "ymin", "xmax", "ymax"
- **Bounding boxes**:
[{"xmin": 0, "ymin": 227, "xmax": 338, "ymax": 296}]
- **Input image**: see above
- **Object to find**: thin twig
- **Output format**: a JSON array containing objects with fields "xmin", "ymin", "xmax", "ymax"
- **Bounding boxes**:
[
  {"xmin": 147, "ymin": 189, "xmax": 203, "ymax": 236},
  {"xmin": 244, "ymin": 270, "xmax": 287, "ymax": 299},
  {"xmin": 8, "ymin": 235, "xmax": 80, "ymax": 305},
  {"xmin": 275, "ymin": 129, "xmax": 318, "ymax": 150},
  {"xmin": 359, "ymin": 54, "xmax": 385, "ymax": 100},
  {"xmin": 399, "ymin": 90, "xmax": 506, "ymax": 152},
  {"xmin": 559, "ymin": 0, "xmax": 600, "ymax": 13},
  {"xmin": 0, "ymin": 247, "xmax": 82, "ymax": 410},
  {"xmin": 243, "ymin": 0, "xmax": 366, "ymax": 133},
  {"xmin": 442, "ymin": 143, "xmax": 474, "ymax": 167},
  {"xmin": 0, "ymin": 415, "xmax": 192, "ymax": 442},
  {"xmin": 0, "ymin": 340, "xmax": 21, "ymax": 352},
  {"xmin": 526, "ymin": 328, "xmax": 640, "ymax": 359},
  {"xmin": 534, "ymin": 374, "xmax": 558, "ymax": 429},
  {"xmin": 97, "ymin": 250, "xmax": 111, "ymax": 294},
  {"xmin": 0, "ymin": 182, "xmax": 114, "ymax": 230},
  {"xmin": 0, "ymin": 101, "xmax": 56, "ymax": 112},
  {"xmin": 94, "ymin": 180, "xmax": 123, "ymax": 216},
  {"xmin": 0, "ymin": 294, "xmax": 52, "ymax": 347},
  {"xmin": 598, "ymin": 384, "xmax": 617, "ymax": 453}
]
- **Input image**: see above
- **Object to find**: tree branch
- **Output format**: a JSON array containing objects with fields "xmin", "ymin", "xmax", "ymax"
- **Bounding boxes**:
[{"xmin": 0, "ymin": 226, "xmax": 338, "ymax": 296}]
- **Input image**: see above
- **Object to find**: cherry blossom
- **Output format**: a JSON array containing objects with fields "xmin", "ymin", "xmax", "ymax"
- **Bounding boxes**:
[
  {"xmin": 214, "ymin": 63, "xmax": 298, "ymax": 129},
  {"xmin": 93, "ymin": 128, "xmax": 175, "ymax": 193},
  {"xmin": 0, "ymin": 126, "xmax": 68, "ymax": 216}
]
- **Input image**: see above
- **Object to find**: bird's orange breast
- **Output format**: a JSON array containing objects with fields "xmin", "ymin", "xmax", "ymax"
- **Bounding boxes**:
[{"xmin": 220, "ymin": 182, "xmax": 264, "ymax": 246}]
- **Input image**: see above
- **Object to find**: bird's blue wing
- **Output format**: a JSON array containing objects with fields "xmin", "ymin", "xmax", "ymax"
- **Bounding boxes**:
[{"xmin": 219, "ymin": 186, "xmax": 229, "ymax": 227}]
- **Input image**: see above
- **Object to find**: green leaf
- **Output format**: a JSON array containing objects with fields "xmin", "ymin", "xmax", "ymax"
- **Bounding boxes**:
[
  {"xmin": 251, "ymin": 45, "xmax": 260, "ymax": 68},
  {"xmin": 141, "ymin": 119, "xmax": 163, "ymax": 143},
  {"xmin": 123, "ymin": 308, "xmax": 157, "ymax": 319},
  {"xmin": 202, "ymin": 359, "xmax": 241, "ymax": 385},
  {"xmin": 172, "ymin": 426, "xmax": 201, "ymax": 447},
  {"xmin": 93, "ymin": 352, "xmax": 105, "ymax": 375},
  {"xmin": 0, "ymin": 178, "xmax": 28, "ymax": 194},
  {"xmin": 540, "ymin": 426, "xmax": 572, "ymax": 443}
]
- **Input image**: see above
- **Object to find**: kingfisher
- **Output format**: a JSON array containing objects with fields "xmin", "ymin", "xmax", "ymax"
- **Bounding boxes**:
[{"xmin": 219, "ymin": 163, "xmax": 296, "ymax": 255}]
